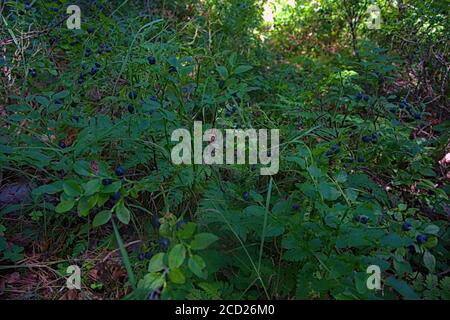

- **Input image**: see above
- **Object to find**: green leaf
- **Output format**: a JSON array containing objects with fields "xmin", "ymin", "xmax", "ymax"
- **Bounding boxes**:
[
  {"xmin": 250, "ymin": 191, "xmax": 264, "ymax": 202},
  {"xmin": 63, "ymin": 180, "xmax": 83, "ymax": 197},
  {"xmin": 188, "ymin": 255, "xmax": 206, "ymax": 278},
  {"xmin": 77, "ymin": 195, "xmax": 97, "ymax": 217},
  {"xmin": 102, "ymin": 181, "xmax": 121, "ymax": 193},
  {"xmin": 423, "ymin": 224, "xmax": 439, "ymax": 235},
  {"xmin": 168, "ymin": 244, "xmax": 186, "ymax": 269},
  {"xmin": 74, "ymin": 160, "xmax": 91, "ymax": 176},
  {"xmin": 423, "ymin": 251, "xmax": 436, "ymax": 273},
  {"xmin": 55, "ymin": 199, "xmax": 75, "ymax": 213},
  {"xmin": 32, "ymin": 181, "xmax": 64, "ymax": 197},
  {"xmin": 115, "ymin": 201, "xmax": 130, "ymax": 224},
  {"xmin": 216, "ymin": 66, "xmax": 228, "ymax": 79},
  {"xmin": 169, "ymin": 268, "xmax": 185, "ymax": 284},
  {"xmin": 190, "ymin": 233, "xmax": 219, "ymax": 250},
  {"xmin": 35, "ymin": 96, "xmax": 49, "ymax": 107},
  {"xmin": 53, "ymin": 90, "xmax": 70, "ymax": 100},
  {"xmin": 93, "ymin": 210, "xmax": 112, "ymax": 227},
  {"xmin": 234, "ymin": 65, "xmax": 252, "ymax": 74},
  {"xmin": 380, "ymin": 233, "xmax": 413, "ymax": 248},
  {"xmin": 148, "ymin": 253, "xmax": 166, "ymax": 272},
  {"xmin": 307, "ymin": 165, "xmax": 323, "ymax": 178},
  {"xmin": 83, "ymin": 179, "xmax": 101, "ymax": 196},
  {"xmin": 177, "ymin": 222, "xmax": 196, "ymax": 239},
  {"xmin": 318, "ymin": 182, "xmax": 340, "ymax": 201},
  {"xmin": 386, "ymin": 277, "xmax": 420, "ymax": 300}
]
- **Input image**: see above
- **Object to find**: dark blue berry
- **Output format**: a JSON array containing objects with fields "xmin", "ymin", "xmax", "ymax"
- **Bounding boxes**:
[
  {"xmin": 147, "ymin": 56, "xmax": 156, "ymax": 65},
  {"xmin": 413, "ymin": 113, "xmax": 421, "ymax": 120},
  {"xmin": 402, "ymin": 221, "xmax": 412, "ymax": 231},
  {"xmin": 87, "ymin": 27, "xmax": 94, "ymax": 34},
  {"xmin": 158, "ymin": 238, "xmax": 170, "ymax": 251},
  {"xmin": 144, "ymin": 252, "xmax": 153, "ymax": 259},
  {"xmin": 362, "ymin": 95, "xmax": 369, "ymax": 102},
  {"xmin": 127, "ymin": 104, "xmax": 134, "ymax": 113},
  {"xmin": 115, "ymin": 166, "xmax": 125, "ymax": 177},
  {"xmin": 362, "ymin": 135, "xmax": 372, "ymax": 143},
  {"xmin": 128, "ymin": 91, "xmax": 138, "ymax": 100},
  {"xmin": 169, "ymin": 65, "xmax": 177, "ymax": 73},
  {"xmin": 407, "ymin": 244, "xmax": 415, "ymax": 254},
  {"xmin": 29, "ymin": 68, "xmax": 37, "ymax": 78},
  {"xmin": 58, "ymin": 140, "xmax": 66, "ymax": 148},
  {"xmin": 151, "ymin": 215, "xmax": 161, "ymax": 229},
  {"xmin": 94, "ymin": 62, "xmax": 101, "ymax": 68},
  {"xmin": 416, "ymin": 234, "xmax": 427, "ymax": 244},
  {"xmin": 111, "ymin": 191, "xmax": 121, "ymax": 201},
  {"xmin": 102, "ymin": 178, "xmax": 113, "ymax": 186},
  {"xmin": 85, "ymin": 48, "xmax": 92, "ymax": 57},
  {"xmin": 292, "ymin": 203, "xmax": 300, "ymax": 210},
  {"xmin": 325, "ymin": 150, "xmax": 333, "ymax": 157},
  {"xmin": 359, "ymin": 216, "xmax": 369, "ymax": 224},
  {"xmin": 243, "ymin": 192, "xmax": 250, "ymax": 201},
  {"xmin": 150, "ymin": 96, "xmax": 158, "ymax": 102},
  {"xmin": 90, "ymin": 67, "xmax": 99, "ymax": 75},
  {"xmin": 25, "ymin": 4, "xmax": 31, "ymax": 11},
  {"xmin": 225, "ymin": 110, "xmax": 232, "ymax": 117},
  {"xmin": 138, "ymin": 252, "xmax": 145, "ymax": 261},
  {"xmin": 176, "ymin": 219, "xmax": 187, "ymax": 230},
  {"xmin": 399, "ymin": 101, "xmax": 407, "ymax": 109},
  {"xmin": 331, "ymin": 144, "xmax": 340, "ymax": 154}
]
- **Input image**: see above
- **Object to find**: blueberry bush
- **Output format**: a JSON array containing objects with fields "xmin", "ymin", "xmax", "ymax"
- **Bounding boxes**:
[{"xmin": 0, "ymin": 0, "xmax": 449, "ymax": 300}]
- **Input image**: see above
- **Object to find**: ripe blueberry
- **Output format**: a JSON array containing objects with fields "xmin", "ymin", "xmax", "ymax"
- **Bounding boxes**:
[
  {"xmin": 169, "ymin": 65, "xmax": 177, "ymax": 73},
  {"xmin": 416, "ymin": 234, "xmax": 427, "ymax": 244},
  {"xmin": 85, "ymin": 48, "xmax": 92, "ymax": 57},
  {"xmin": 151, "ymin": 215, "xmax": 161, "ymax": 229},
  {"xmin": 138, "ymin": 252, "xmax": 145, "ymax": 261},
  {"xmin": 87, "ymin": 27, "xmax": 94, "ymax": 34},
  {"xmin": 147, "ymin": 56, "xmax": 156, "ymax": 65},
  {"xmin": 128, "ymin": 91, "xmax": 138, "ymax": 100},
  {"xmin": 225, "ymin": 110, "xmax": 232, "ymax": 117},
  {"xmin": 115, "ymin": 165, "xmax": 125, "ymax": 177},
  {"xmin": 158, "ymin": 238, "xmax": 170, "ymax": 251},
  {"xmin": 402, "ymin": 221, "xmax": 412, "ymax": 231},
  {"xmin": 127, "ymin": 104, "xmax": 134, "ymax": 113},
  {"xmin": 29, "ymin": 68, "xmax": 37, "ymax": 78},
  {"xmin": 362, "ymin": 135, "xmax": 372, "ymax": 143},
  {"xmin": 58, "ymin": 140, "xmax": 66, "ymax": 148},
  {"xmin": 90, "ymin": 66, "xmax": 99, "ymax": 75},
  {"xmin": 176, "ymin": 219, "xmax": 187, "ymax": 230},
  {"xmin": 243, "ymin": 192, "xmax": 250, "ymax": 201},
  {"xmin": 413, "ymin": 113, "xmax": 421, "ymax": 120},
  {"xmin": 25, "ymin": 3, "xmax": 31, "ymax": 11},
  {"xmin": 102, "ymin": 178, "xmax": 113, "ymax": 186},
  {"xmin": 292, "ymin": 203, "xmax": 300, "ymax": 210},
  {"xmin": 111, "ymin": 191, "xmax": 121, "ymax": 201},
  {"xmin": 331, "ymin": 144, "xmax": 340, "ymax": 154},
  {"xmin": 144, "ymin": 252, "xmax": 153, "ymax": 260},
  {"xmin": 359, "ymin": 216, "xmax": 369, "ymax": 224}
]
